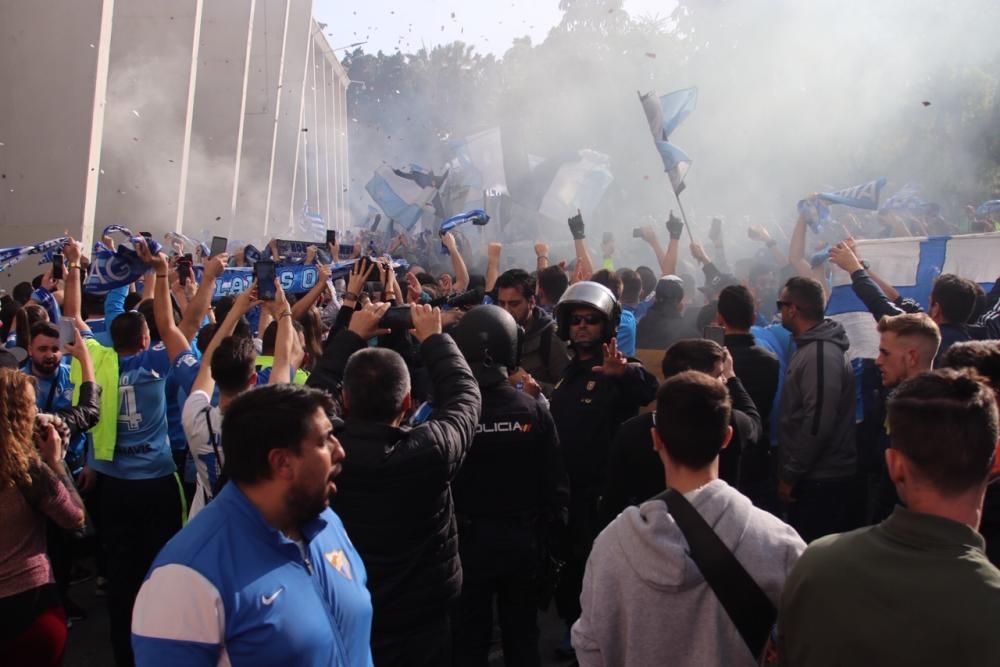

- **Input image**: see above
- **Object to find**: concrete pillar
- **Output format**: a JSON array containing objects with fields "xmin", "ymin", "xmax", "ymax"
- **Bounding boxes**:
[
  {"xmin": 233, "ymin": 0, "xmax": 288, "ymax": 243},
  {"xmin": 265, "ymin": 0, "xmax": 313, "ymax": 236},
  {"xmin": 182, "ymin": 0, "xmax": 255, "ymax": 241},
  {"xmin": 319, "ymin": 59, "xmax": 332, "ymax": 227},
  {"xmin": 93, "ymin": 0, "xmax": 203, "ymax": 241},
  {"xmin": 0, "ymin": 0, "xmax": 114, "ymax": 264}
]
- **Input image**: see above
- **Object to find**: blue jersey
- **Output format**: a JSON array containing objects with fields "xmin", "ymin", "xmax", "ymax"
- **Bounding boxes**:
[
  {"xmin": 88, "ymin": 342, "xmax": 176, "ymax": 480},
  {"xmin": 132, "ymin": 484, "xmax": 374, "ymax": 667}
]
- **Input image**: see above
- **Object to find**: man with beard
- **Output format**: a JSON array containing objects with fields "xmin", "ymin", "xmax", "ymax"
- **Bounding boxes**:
[
  {"xmin": 131, "ymin": 384, "xmax": 374, "ymax": 666},
  {"xmin": 495, "ymin": 268, "xmax": 571, "ymax": 396},
  {"xmin": 549, "ymin": 281, "xmax": 658, "ymax": 656}
]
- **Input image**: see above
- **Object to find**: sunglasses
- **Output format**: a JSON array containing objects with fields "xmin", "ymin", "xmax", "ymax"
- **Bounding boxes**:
[
  {"xmin": 569, "ymin": 313, "xmax": 603, "ymax": 326},
  {"xmin": 776, "ymin": 300, "xmax": 795, "ymax": 311}
]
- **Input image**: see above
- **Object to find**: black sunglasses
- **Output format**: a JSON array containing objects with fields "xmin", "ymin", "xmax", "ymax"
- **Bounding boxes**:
[
  {"xmin": 569, "ymin": 313, "xmax": 603, "ymax": 326},
  {"xmin": 776, "ymin": 300, "xmax": 795, "ymax": 311}
]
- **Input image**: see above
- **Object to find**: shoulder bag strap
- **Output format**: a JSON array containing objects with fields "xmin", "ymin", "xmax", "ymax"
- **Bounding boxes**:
[{"xmin": 656, "ymin": 487, "xmax": 776, "ymax": 660}]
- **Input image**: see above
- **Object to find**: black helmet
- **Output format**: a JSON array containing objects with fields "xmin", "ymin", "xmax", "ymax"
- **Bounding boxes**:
[
  {"xmin": 450, "ymin": 305, "xmax": 522, "ymax": 387},
  {"xmin": 554, "ymin": 281, "xmax": 621, "ymax": 342}
]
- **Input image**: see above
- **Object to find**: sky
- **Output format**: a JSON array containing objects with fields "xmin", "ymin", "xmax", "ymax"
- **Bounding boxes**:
[{"xmin": 313, "ymin": 0, "xmax": 674, "ymax": 57}]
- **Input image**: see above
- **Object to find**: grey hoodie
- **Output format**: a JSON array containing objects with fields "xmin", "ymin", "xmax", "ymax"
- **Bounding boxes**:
[
  {"xmin": 777, "ymin": 319, "xmax": 857, "ymax": 485},
  {"xmin": 572, "ymin": 480, "xmax": 805, "ymax": 667}
]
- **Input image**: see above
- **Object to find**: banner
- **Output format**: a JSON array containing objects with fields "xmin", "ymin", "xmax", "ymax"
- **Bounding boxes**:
[
  {"xmin": 825, "ymin": 232, "xmax": 1000, "ymax": 360},
  {"xmin": 203, "ymin": 257, "xmax": 409, "ymax": 301},
  {"xmin": 0, "ymin": 236, "xmax": 70, "ymax": 273},
  {"xmin": 83, "ymin": 226, "xmax": 164, "ymax": 295}
]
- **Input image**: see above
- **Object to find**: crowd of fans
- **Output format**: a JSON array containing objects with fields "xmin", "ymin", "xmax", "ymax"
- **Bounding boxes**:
[{"xmin": 2, "ymin": 203, "xmax": 1000, "ymax": 667}]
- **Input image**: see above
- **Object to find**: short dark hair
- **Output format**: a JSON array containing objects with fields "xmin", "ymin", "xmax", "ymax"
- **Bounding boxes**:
[
  {"xmin": 783, "ymin": 276, "xmax": 826, "ymax": 321},
  {"xmin": 222, "ymin": 384, "xmax": 336, "ymax": 484},
  {"xmin": 591, "ymin": 269, "xmax": 622, "ymax": 299},
  {"xmin": 537, "ymin": 265, "xmax": 569, "ymax": 303},
  {"xmin": 260, "ymin": 319, "xmax": 303, "ymax": 356},
  {"xmin": 717, "ymin": 285, "xmax": 755, "ymax": 330},
  {"xmin": 343, "ymin": 347, "xmax": 410, "ymax": 423},
  {"xmin": 662, "ymin": 339, "xmax": 725, "ymax": 379},
  {"xmin": 619, "ymin": 269, "xmax": 642, "ymax": 304},
  {"xmin": 888, "ymin": 368, "xmax": 998, "ymax": 496},
  {"xmin": 12, "ymin": 282, "xmax": 33, "ymax": 306},
  {"xmin": 30, "ymin": 321, "xmax": 60, "ymax": 342},
  {"xmin": 136, "ymin": 298, "xmax": 181, "ymax": 343},
  {"xmin": 930, "ymin": 274, "xmax": 977, "ymax": 325},
  {"xmin": 942, "ymin": 340, "xmax": 1000, "ymax": 392},
  {"xmin": 654, "ymin": 371, "xmax": 732, "ymax": 469},
  {"xmin": 635, "ymin": 266, "xmax": 657, "ymax": 300},
  {"xmin": 211, "ymin": 336, "xmax": 257, "ymax": 394},
  {"xmin": 110, "ymin": 311, "xmax": 147, "ymax": 352},
  {"xmin": 82, "ymin": 292, "xmax": 106, "ymax": 319},
  {"xmin": 495, "ymin": 269, "xmax": 535, "ymax": 300}
]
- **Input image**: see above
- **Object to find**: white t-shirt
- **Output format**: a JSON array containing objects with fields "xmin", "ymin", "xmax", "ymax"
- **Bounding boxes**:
[{"xmin": 181, "ymin": 390, "xmax": 224, "ymax": 519}]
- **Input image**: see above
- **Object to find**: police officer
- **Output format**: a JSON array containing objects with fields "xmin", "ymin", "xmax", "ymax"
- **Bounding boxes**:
[
  {"xmin": 450, "ymin": 305, "xmax": 570, "ymax": 667},
  {"xmin": 548, "ymin": 282, "xmax": 658, "ymax": 655}
]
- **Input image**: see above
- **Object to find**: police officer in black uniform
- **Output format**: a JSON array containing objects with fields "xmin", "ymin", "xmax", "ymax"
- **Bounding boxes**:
[
  {"xmin": 450, "ymin": 305, "xmax": 570, "ymax": 667},
  {"xmin": 548, "ymin": 281, "xmax": 658, "ymax": 655}
]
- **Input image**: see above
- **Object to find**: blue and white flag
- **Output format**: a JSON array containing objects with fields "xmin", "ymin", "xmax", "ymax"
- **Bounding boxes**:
[
  {"xmin": 445, "ymin": 128, "xmax": 508, "ymax": 215},
  {"xmin": 817, "ymin": 177, "xmax": 887, "ymax": 210},
  {"xmin": 205, "ymin": 257, "xmax": 409, "ymax": 301},
  {"xmin": 976, "ymin": 200, "xmax": 1000, "ymax": 218},
  {"xmin": 659, "ymin": 142, "xmax": 692, "ymax": 195},
  {"xmin": 825, "ymin": 232, "xmax": 1000, "ymax": 360},
  {"xmin": 299, "ymin": 204, "xmax": 326, "ymax": 242},
  {"xmin": 365, "ymin": 164, "xmax": 439, "ymax": 231},
  {"xmin": 639, "ymin": 88, "xmax": 698, "ymax": 143},
  {"xmin": 538, "ymin": 149, "xmax": 614, "ymax": 223}
]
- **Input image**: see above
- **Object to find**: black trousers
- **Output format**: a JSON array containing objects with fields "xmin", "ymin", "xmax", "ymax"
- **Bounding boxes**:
[
  {"xmin": 372, "ymin": 610, "xmax": 454, "ymax": 667},
  {"xmin": 788, "ymin": 477, "xmax": 854, "ymax": 543},
  {"xmin": 454, "ymin": 519, "xmax": 541, "ymax": 667},
  {"xmin": 99, "ymin": 473, "xmax": 182, "ymax": 667},
  {"xmin": 554, "ymin": 491, "xmax": 599, "ymax": 626}
]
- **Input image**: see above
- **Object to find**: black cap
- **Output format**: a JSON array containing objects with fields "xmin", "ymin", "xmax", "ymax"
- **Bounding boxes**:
[
  {"xmin": 0, "ymin": 347, "xmax": 27, "ymax": 370},
  {"xmin": 654, "ymin": 275, "xmax": 685, "ymax": 303}
]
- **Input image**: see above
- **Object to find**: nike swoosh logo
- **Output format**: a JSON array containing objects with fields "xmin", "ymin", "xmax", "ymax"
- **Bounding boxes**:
[{"xmin": 261, "ymin": 587, "xmax": 284, "ymax": 605}]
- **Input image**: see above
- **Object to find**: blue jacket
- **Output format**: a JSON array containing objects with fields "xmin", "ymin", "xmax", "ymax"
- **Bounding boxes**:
[{"xmin": 132, "ymin": 483, "xmax": 373, "ymax": 666}]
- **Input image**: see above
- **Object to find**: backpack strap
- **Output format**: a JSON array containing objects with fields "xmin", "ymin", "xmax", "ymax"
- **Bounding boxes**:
[{"xmin": 655, "ymin": 487, "xmax": 776, "ymax": 660}]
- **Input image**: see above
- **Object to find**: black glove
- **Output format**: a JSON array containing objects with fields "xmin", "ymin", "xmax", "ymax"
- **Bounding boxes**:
[
  {"xmin": 568, "ymin": 212, "xmax": 586, "ymax": 241},
  {"xmin": 666, "ymin": 211, "xmax": 684, "ymax": 240}
]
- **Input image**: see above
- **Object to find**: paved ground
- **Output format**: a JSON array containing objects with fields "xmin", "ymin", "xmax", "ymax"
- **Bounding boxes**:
[{"xmin": 65, "ymin": 560, "xmax": 575, "ymax": 666}]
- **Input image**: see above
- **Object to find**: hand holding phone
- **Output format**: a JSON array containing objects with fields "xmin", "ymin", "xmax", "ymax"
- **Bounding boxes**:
[
  {"xmin": 52, "ymin": 252, "xmax": 65, "ymax": 281},
  {"xmin": 254, "ymin": 260, "xmax": 277, "ymax": 300},
  {"xmin": 703, "ymin": 325, "xmax": 726, "ymax": 346},
  {"xmin": 59, "ymin": 317, "xmax": 76, "ymax": 347},
  {"xmin": 210, "ymin": 236, "xmax": 228, "ymax": 258}
]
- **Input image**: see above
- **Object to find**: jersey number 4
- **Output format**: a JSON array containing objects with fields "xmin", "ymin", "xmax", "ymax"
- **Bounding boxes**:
[{"xmin": 118, "ymin": 385, "xmax": 144, "ymax": 431}]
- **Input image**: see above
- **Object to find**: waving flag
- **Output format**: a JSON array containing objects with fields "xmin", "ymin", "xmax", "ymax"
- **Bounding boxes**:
[
  {"xmin": 0, "ymin": 236, "xmax": 70, "ymax": 273},
  {"xmin": 639, "ymin": 88, "xmax": 697, "ymax": 192},
  {"xmin": 977, "ymin": 200, "xmax": 1000, "ymax": 218},
  {"xmin": 880, "ymin": 184, "xmax": 931, "ymax": 213},
  {"xmin": 538, "ymin": 149, "xmax": 614, "ymax": 223},
  {"xmin": 365, "ymin": 164, "xmax": 440, "ymax": 231},
  {"xmin": 300, "ymin": 205, "xmax": 326, "ymax": 242}
]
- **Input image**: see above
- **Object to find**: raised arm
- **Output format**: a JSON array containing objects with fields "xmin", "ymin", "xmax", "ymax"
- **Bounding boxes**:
[
  {"xmin": 138, "ymin": 241, "xmax": 191, "ymax": 363},
  {"xmin": 568, "ymin": 211, "xmax": 595, "ymax": 280},
  {"xmin": 534, "ymin": 242, "xmax": 550, "ymax": 271},
  {"xmin": 291, "ymin": 263, "xmax": 332, "ymax": 321},
  {"xmin": 61, "ymin": 238, "xmax": 86, "ymax": 332},
  {"xmin": 486, "ymin": 242, "xmax": 502, "ymax": 292},
  {"xmin": 265, "ymin": 284, "xmax": 294, "ymax": 385},
  {"xmin": 788, "ymin": 212, "xmax": 814, "ymax": 278},
  {"xmin": 191, "ymin": 286, "xmax": 259, "ymax": 397},
  {"xmin": 441, "ymin": 232, "xmax": 469, "ymax": 292},
  {"xmin": 179, "ymin": 254, "xmax": 228, "ymax": 342}
]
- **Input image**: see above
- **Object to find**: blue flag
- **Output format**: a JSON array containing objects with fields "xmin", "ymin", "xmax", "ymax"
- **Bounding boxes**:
[
  {"xmin": 300, "ymin": 204, "xmax": 326, "ymax": 242},
  {"xmin": 880, "ymin": 184, "xmax": 931, "ymax": 213},
  {"xmin": 976, "ymin": 200, "xmax": 1000, "ymax": 218},
  {"xmin": 659, "ymin": 142, "xmax": 691, "ymax": 195},
  {"xmin": 639, "ymin": 89, "xmax": 697, "ymax": 191},
  {"xmin": 365, "ymin": 164, "xmax": 439, "ymax": 231},
  {"xmin": 204, "ymin": 257, "xmax": 409, "ymax": 301},
  {"xmin": 0, "ymin": 236, "xmax": 70, "ymax": 273},
  {"xmin": 82, "ymin": 225, "xmax": 164, "ymax": 295}
]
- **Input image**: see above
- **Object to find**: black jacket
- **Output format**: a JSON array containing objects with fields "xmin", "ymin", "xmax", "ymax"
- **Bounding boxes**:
[
  {"xmin": 306, "ymin": 330, "xmax": 481, "ymax": 633},
  {"xmin": 550, "ymin": 353, "xmax": 658, "ymax": 495},
  {"xmin": 55, "ymin": 380, "xmax": 102, "ymax": 441},
  {"xmin": 600, "ymin": 376, "xmax": 762, "ymax": 523},
  {"xmin": 520, "ymin": 306, "xmax": 572, "ymax": 396},
  {"xmin": 635, "ymin": 304, "xmax": 698, "ymax": 351}
]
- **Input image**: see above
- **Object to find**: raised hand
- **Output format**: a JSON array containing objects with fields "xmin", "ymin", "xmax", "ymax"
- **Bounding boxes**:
[{"xmin": 592, "ymin": 338, "xmax": 627, "ymax": 377}]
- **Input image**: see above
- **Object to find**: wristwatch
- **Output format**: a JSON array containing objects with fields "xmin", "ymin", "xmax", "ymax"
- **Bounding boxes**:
[{"xmin": 860, "ymin": 259, "xmax": 871, "ymax": 270}]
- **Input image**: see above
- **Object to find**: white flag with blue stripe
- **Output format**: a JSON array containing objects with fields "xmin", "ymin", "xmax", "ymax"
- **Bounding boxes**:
[
  {"xmin": 365, "ymin": 164, "xmax": 437, "ymax": 231},
  {"xmin": 826, "ymin": 232, "xmax": 1000, "ymax": 360},
  {"xmin": 538, "ymin": 149, "xmax": 614, "ymax": 223}
]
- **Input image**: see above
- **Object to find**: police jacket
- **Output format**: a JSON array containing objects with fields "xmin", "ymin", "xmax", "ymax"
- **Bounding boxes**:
[
  {"xmin": 550, "ymin": 352, "xmax": 658, "ymax": 494},
  {"xmin": 452, "ymin": 382, "xmax": 569, "ymax": 528},
  {"xmin": 306, "ymin": 330, "xmax": 481, "ymax": 634}
]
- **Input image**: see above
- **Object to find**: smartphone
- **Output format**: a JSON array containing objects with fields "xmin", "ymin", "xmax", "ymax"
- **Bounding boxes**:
[
  {"xmin": 632, "ymin": 228, "xmax": 643, "ymax": 238},
  {"xmin": 326, "ymin": 229, "xmax": 337, "ymax": 246},
  {"xmin": 703, "ymin": 325, "xmax": 726, "ymax": 346},
  {"xmin": 365, "ymin": 281, "xmax": 383, "ymax": 301},
  {"xmin": 210, "ymin": 236, "xmax": 228, "ymax": 258},
  {"xmin": 51, "ymin": 252, "xmax": 65, "ymax": 280},
  {"xmin": 338, "ymin": 243, "xmax": 355, "ymax": 258},
  {"xmin": 59, "ymin": 317, "xmax": 76, "ymax": 347},
  {"xmin": 379, "ymin": 305, "xmax": 412, "ymax": 330},
  {"xmin": 255, "ymin": 260, "xmax": 277, "ymax": 300},
  {"xmin": 178, "ymin": 254, "xmax": 193, "ymax": 286}
]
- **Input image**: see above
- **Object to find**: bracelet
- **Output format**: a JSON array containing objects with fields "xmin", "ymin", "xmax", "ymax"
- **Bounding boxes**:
[
  {"xmin": 537, "ymin": 256, "xmax": 549, "ymax": 261},
  {"xmin": 344, "ymin": 291, "xmax": 359, "ymax": 301},
  {"xmin": 68, "ymin": 262, "xmax": 81, "ymax": 270},
  {"xmin": 279, "ymin": 311, "xmax": 293, "ymax": 319},
  {"xmin": 156, "ymin": 273, "xmax": 168, "ymax": 278}
]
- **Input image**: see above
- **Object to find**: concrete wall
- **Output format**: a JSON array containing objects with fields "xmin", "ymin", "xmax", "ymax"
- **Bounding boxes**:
[{"xmin": 0, "ymin": 0, "xmax": 349, "ymax": 278}]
